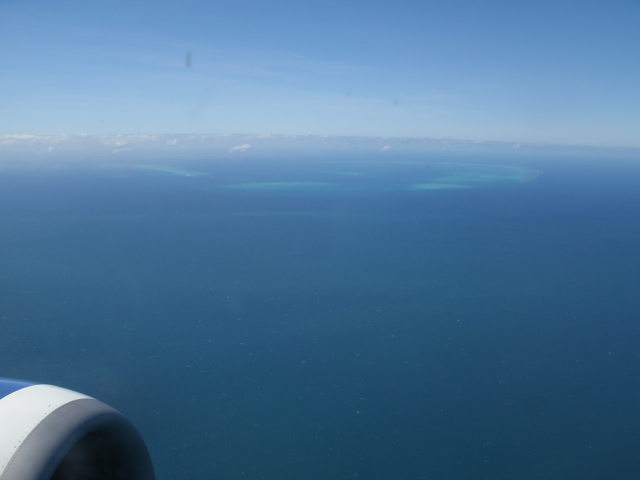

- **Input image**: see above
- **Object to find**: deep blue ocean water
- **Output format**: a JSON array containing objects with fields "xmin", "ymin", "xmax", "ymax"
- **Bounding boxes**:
[{"xmin": 2, "ymin": 153, "xmax": 640, "ymax": 479}]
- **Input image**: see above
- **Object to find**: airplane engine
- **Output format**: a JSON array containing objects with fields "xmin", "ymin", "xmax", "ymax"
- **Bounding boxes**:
[{"xmin": 0, "ymin": 378, "xmax": 154, "ymax": 480}]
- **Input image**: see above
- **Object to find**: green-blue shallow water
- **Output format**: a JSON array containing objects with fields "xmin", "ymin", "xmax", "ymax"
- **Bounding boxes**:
[{"xmin": 1, "ymin": 154, "xmax": 639, "ymax": 480}]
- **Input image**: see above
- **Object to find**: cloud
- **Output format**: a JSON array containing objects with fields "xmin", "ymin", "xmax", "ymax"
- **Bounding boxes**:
[
  {"xmin": 380, "ymin": 145, "xmax": 392, "ymax": 151},
  {"xmin": 98, "ymin": 134, "xmax": 158, "ymax": 147},
  {"xmin": 229, "ymin": 144, "xmax": 251, "ymax": 153}
]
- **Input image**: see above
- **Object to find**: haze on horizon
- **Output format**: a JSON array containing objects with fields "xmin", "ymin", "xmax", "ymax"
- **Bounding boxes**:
[{"xmin": 1, "ymin": 0, "xmax": 639, "ymax": 149}]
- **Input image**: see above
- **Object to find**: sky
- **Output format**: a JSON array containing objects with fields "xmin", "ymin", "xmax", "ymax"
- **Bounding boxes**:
[{"xmin": 1, "ymin": 0, "xmax": 640, "ymax": 148}]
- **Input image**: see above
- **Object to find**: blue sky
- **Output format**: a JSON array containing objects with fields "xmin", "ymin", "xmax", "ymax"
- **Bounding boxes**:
[{"xmin": 1, "ymin": 0, "xmax": 639, "ymax": 147}]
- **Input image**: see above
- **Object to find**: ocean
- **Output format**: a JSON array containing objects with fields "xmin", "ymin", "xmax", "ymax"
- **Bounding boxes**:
[{"xmin": 1, "ymin": 150, "xmax": 640, "ymax": 479}]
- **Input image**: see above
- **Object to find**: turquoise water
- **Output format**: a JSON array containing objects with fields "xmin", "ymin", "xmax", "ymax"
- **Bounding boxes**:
[{"xmin": 1, "ymin": 153, "xmax": 640, "ymax": 479}]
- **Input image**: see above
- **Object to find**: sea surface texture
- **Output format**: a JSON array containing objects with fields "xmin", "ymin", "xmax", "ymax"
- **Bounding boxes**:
[{"xmin": 1, "ymin": 151, "xmax": 640, "ymax": 479}]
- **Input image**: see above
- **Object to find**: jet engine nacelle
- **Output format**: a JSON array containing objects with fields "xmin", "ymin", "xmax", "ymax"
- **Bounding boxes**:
[{"xmin": 0, "ymin": 377, "xmax": 154, "ymax": 480}]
